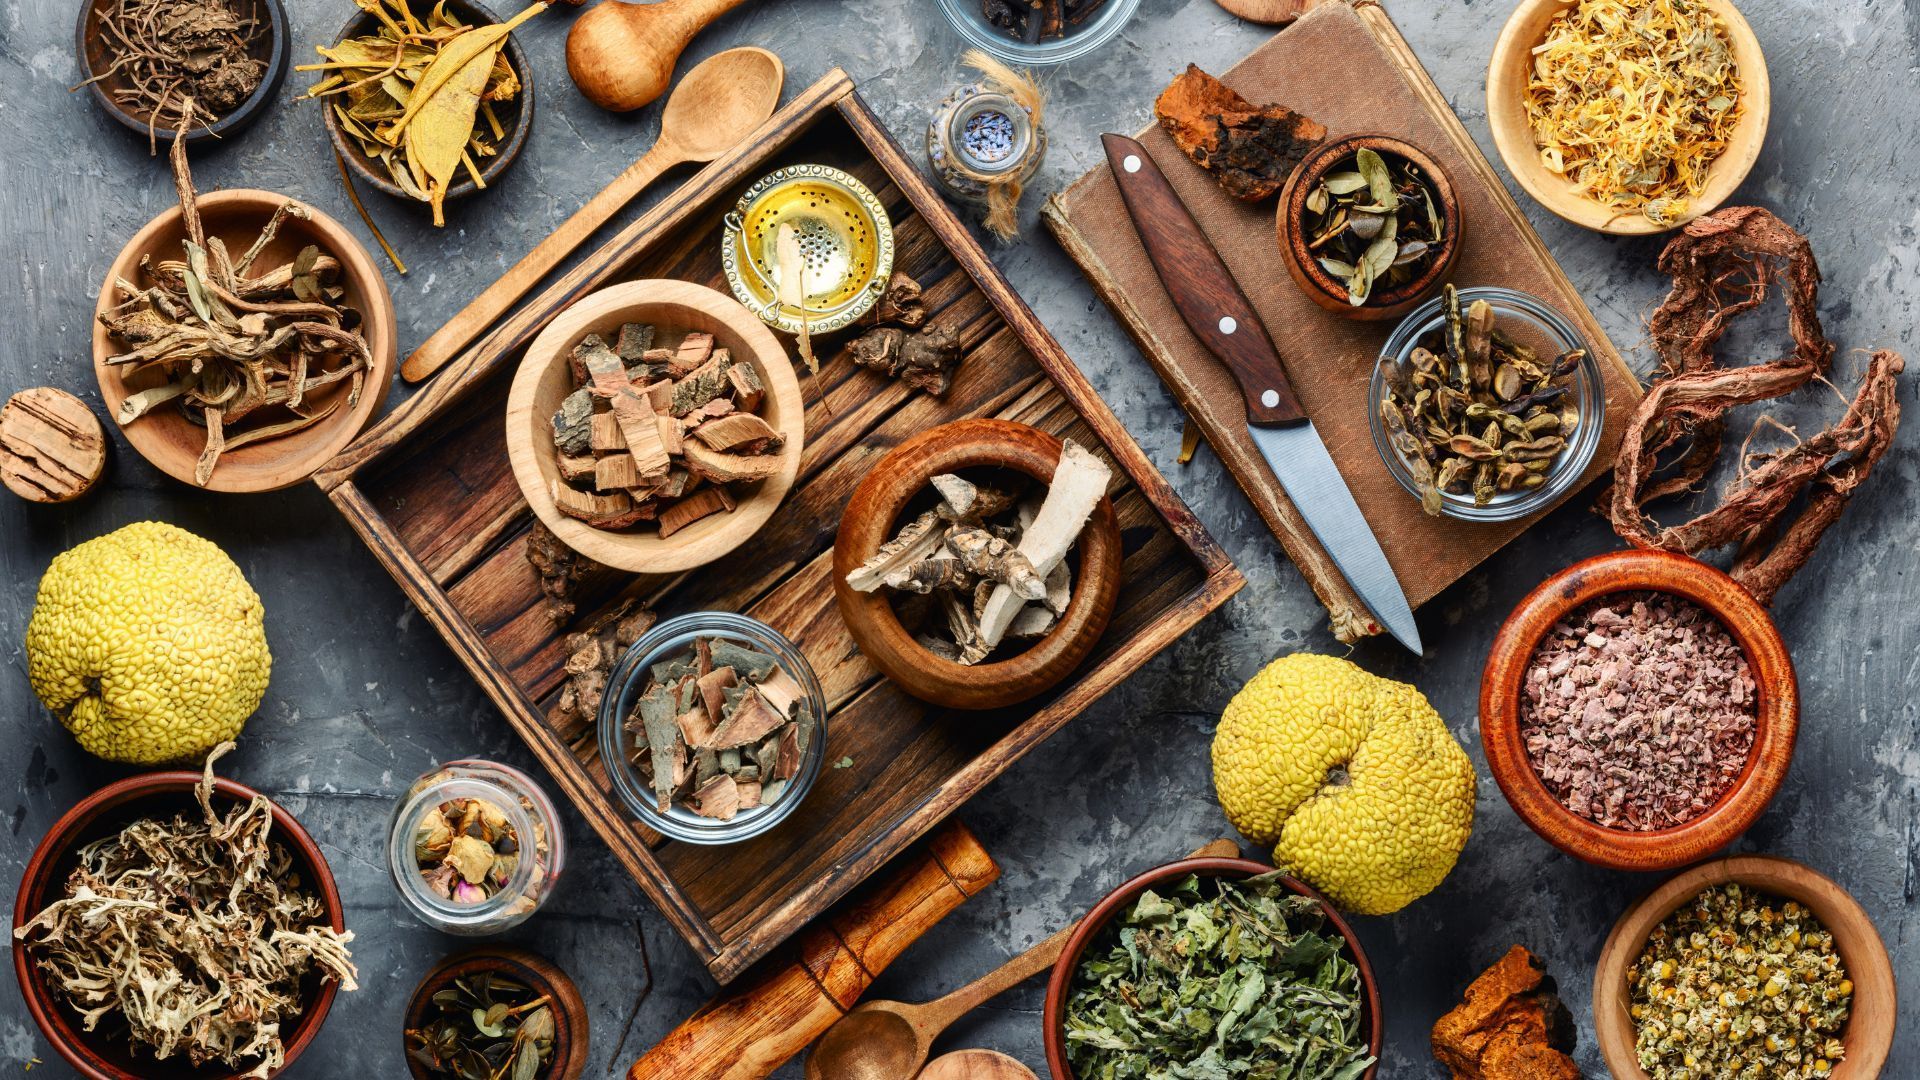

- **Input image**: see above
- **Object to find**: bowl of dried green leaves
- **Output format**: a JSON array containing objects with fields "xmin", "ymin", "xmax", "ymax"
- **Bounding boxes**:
[
  {"xmin": 403, "ymin": 947, "xmax": 588, "ymax": 1080},
  {"xmin": 12, "ymin": 746, "xmax": 356, "ymax": 1080}
]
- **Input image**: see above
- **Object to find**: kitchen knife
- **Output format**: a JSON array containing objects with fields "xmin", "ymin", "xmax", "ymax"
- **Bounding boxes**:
[{"xmin": 1100, "ymin": 132, "xmax": 1421, "ymax": 654}]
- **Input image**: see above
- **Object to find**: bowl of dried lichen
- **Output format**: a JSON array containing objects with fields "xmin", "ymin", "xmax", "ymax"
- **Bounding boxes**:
[{"xmin": 12, "ymin": 748, "xmax": 356, "ymax": 1080}]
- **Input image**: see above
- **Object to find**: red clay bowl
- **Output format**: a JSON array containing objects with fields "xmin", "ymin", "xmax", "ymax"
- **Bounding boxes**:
[
  {"xmin": 1480, "ymin": 549, "xmax": 1799, "ymax": 871},
  {"xmin": 1043, "ymin": 857, "xmax": 1382, "ymax": 1080},
  {"xmin": 403, "ymin": 947, "xmax": 589, "ymax": 1080},
  {"xmin": 13, "ymin": 772, "xmax": 346, "ymax": 1080}
]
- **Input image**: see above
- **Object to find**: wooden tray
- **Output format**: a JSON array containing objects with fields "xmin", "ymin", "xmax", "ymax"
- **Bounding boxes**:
[
  {"xmin": 314, "ymin": 70, "xmax": 1243, "ymax": 984},
  {"xmin": 1043, "ymin": 0, "xmax": 1644, "ymax": 643}
]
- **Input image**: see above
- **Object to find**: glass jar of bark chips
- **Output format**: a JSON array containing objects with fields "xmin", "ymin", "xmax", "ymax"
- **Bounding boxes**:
[{"xmin": 389, "ymin": 760, "xmax": 565, "ymax": 935}]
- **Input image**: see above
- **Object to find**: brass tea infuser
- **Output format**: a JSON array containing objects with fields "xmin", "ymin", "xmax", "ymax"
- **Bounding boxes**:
[{"xmin": 721, "ymin": 164, "xmax": 895, "ymax": 336}]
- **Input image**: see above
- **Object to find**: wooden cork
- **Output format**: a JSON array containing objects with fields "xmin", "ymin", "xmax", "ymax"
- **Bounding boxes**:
[{"xmin": 1, "ymin": 388, "xmax": 106, "ymax": 503}]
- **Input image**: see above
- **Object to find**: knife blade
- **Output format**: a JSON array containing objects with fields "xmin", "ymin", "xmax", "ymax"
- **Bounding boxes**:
[{"xmin": 1100, "ymin": 132, "xmax": 1421, "ymax": 654}]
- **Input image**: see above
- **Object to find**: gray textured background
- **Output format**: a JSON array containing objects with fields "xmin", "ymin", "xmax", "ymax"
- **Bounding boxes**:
[{"xmin": 2, "ymin": 0, "xmax": 1914, "ymax": 1075}]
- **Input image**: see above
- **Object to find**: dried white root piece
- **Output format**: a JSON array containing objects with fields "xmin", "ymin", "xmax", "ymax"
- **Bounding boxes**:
[
  {"xmin": 976, "ymin": 440, "xmax": 1110, "ymax": 650},
  {"xmin": 846, "ymin": 509, "xmax": 944, "ymax": 592}
]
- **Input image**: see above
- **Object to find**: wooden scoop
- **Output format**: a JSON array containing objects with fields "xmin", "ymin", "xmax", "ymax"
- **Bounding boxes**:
[
  {"xmin": 803, "ymin": 839, "xmax": 1239, "ymax": 1080},
  {"xmin": 919, "ymin": 1050, "xmax": 1037, "ymax": 1080},
  {"xmin": 568, "ymin": 0, "xmax": 752, "ymax": 113},
  {"xmin": 400, "ymin": 46, "xmax": 782, "ymax": 383}
]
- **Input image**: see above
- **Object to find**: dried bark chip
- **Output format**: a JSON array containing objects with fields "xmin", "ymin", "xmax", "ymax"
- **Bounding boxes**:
[
  {"xmin": 1, "ymin": 388, "xmax": 107, "ymax": 503},
  {"xmin": 1154, "ymin": 65, "xmax": 1327, "ymax": 202}
]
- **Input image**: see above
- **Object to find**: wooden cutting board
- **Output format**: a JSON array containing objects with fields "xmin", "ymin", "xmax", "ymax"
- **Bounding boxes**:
[{"xmin": 1043, "ymin": 0, "xmax": 1642, "ymax": 643}]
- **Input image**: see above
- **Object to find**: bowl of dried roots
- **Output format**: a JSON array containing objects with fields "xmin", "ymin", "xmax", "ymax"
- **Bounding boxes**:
[
  {"xmin": 76, "ymin": 0, "xmax": 290, "ymax": 150},
  {"xmin": 12, "ymin": 744, "xmax": 357, "ymax": 1080}
]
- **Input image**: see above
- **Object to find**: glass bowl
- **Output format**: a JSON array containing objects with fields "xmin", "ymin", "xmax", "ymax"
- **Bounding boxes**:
[
  {"xmin": 387, "ymin": 759, "xmax": 565, "ymax": 936},
  {"xmin": 932, "ymin": 0, "xmax": 1142, "ymax": 65},
  {"xmin": 1369, "ymin": 286, "xmax": 1605, "ymax": 522},
  {"xmin": 598, "ymin": 612, "xmax": 827, "ymax": 845}
]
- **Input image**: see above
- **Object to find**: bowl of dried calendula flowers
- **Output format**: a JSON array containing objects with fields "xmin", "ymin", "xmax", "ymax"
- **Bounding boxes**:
[
  {"xmin": 1480, "ymin": 549, "xmax": 1800, "ymax": 872},
  {"xmin": 1593, "ymin": 855, "xmax": 1896, "ymax": 1080},
  {"xmin": 13, "ymin": 746, "xmax": 355, "ymax": 1080}
]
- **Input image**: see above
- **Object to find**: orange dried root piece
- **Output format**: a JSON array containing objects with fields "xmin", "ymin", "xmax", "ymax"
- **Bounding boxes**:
[
  {"xmin": 1431, "ymin": 945, "xmax": 1580, "ymax": 1080},
  {"xmin": 1154, "ymin": 65, "xmax": 1326, "ymax": 202}
]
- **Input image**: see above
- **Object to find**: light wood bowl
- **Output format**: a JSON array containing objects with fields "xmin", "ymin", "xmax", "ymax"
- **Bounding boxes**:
[
  {"xmin": 832, "ymin": 419, "xmax": 1121, "ymax": 712},
  {"xmin": 1480, "ymin": 549, "xmax": 1798, "ymax": 870},
  {"xmin": 92, "ymin": 189, "xmax": 397, "ymax": 493},
  {"xmin": 505, "ymin": 279, "xmax": 803, "ymax": 574},
  {"xmin": 1594, "ymin": 855, "xmax": 1897, "ymax": 1079},
  {"xmin": 1486, "ymin": 0, "xmax": 1770, "ymax": 235}
]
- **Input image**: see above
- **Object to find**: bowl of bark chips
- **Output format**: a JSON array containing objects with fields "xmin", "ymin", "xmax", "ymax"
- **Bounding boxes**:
[
  {"xmin": 833, "ymin": 418, "xmax": 1122, "ymax": 711},
  {"xmin": 1480, "ymin": 549, "xmax": 1798, "ymax": 871},
  {"xmin": 506, "ymin": 279, "xmax": 804, "ymax": 574}
]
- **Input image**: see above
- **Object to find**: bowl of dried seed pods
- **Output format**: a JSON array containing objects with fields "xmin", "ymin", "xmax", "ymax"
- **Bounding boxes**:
[
  {"xmin": 1480, "ymin": 549, "xmax": 1800, "ymax": 871},
  {"xmin": 1371, "ymin": 285, "xmax": 1603, "ymax": 521}
]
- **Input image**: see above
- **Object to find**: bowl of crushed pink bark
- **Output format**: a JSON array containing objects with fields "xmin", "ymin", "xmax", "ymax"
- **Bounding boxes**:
[{"xmin": 1480, "ymin": 549, "xmax": 1799, "ymax": 871}]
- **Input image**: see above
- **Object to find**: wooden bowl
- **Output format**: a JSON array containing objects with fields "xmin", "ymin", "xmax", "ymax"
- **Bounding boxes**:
[
  {"xmin": 76, "ymin": 0, "xmax": 290, "ymax": 146},
  {"xmin": 1480, "ymin": 549, "xmax": 1798, "ymax": 870},
  {"xmin": 13, "ymin": 771, "xmax": 346, "ymax": 1080},
  {"xmin": 1593, "ymin": 855, "xmax": 1897, "ymax": 1079},
  {"xmin": 321, "ymin": 0, "xmax": 534, "ymax": 206},
  {"xmin": 93, "ymin": 188, "xmax": 398, "ymax": 492},
  {"xmin": 1042, "ymin": 857, "xmax": 1382, "ymax": 1080},
  {"xmin": 505, "ymin": 278, "xmax": 803, "ymax": 574},
  {"xmin": 1486, "ymin": 0, "xmax": 1770, "ymax": 235},
  {"xmin": 403, "ymin": 947, "xmax": 589, "ymax": 1080},
  {"xmin": 831, "ymin": 418, "xmax": 1121, "ymax": 711},
  {"xmin": 1276, "ymin": 134, "xmax": 1462, "ymax": 322}
]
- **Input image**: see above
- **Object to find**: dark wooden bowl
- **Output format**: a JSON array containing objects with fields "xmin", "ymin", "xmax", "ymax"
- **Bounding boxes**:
[
  {"xmin": 1042, "ymin": 857, "xmax": 1382, "ymax": 1080},
  {"xmin": 76, "ymin": 0, "xmax": 290, "ymax": 146},
  {"xmin": 1593, "ymin": 855, "xmax": 1896, "ymax": 1079},
  {"xmin": 832, "ymin": 418, "xmax": 1121, "ymax": 711},
  {"xmin": 403, "ymin": 947, "xmax": 588, "ymax": 1080},
  {"xmin": 1276, "ymin": 133, "xmax": 1462, "ymax": 321},
  {"xmin": 1480, "ymin": 549, "xmax": 1799, "ymax": 871},
  {"xmin": 320, "ymin": 0, "xmax": 534, "ymax": 206},
  {"xmin": 13, "ymin": 772, "xmax": 345, "ymax": 1080}
]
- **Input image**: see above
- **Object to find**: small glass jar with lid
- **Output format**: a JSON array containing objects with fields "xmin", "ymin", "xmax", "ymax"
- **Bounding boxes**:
[{"xmin": 387, "ymin": 759, "xmax": 565, "ymax": 935}]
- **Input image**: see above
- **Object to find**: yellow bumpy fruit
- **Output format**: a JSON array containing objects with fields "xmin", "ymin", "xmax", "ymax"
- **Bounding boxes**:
[
  {"xmin": 26, "ymin": 521, "xmax": 271, "ymax": 765},
  {"xmin": 1211, "ymin": 653, "xmax": 1475, "ymax": 915}
]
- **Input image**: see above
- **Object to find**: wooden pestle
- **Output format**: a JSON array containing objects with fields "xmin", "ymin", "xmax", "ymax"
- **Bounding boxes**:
[
  {"xmin": 568, "ymin": 0, "xmax": 754, "ymax": 113},
  {"xmin": 627, "ymin": 822, "xmax": 999, "ymax": 1080}
]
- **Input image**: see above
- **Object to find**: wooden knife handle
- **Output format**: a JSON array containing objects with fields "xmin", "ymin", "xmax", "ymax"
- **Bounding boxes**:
[
  {"xmin": 627, "ymin": 823, "xmax": 998, "ymax": 1080},
  {"xmin": 1100, "ymin": 133, "xmax": 1305, "ymax": 426}
]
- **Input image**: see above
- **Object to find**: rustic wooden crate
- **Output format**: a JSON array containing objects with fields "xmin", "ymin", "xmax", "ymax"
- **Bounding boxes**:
[{"xmin": 314, "ymin": 70, "xmax": 1243, "ymax": 984}]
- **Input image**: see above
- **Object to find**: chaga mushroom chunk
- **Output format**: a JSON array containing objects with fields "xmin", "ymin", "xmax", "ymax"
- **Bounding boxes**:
[{"xmin": 1154, "ymin": 65, "xmax": 1326, "ymax": 202}]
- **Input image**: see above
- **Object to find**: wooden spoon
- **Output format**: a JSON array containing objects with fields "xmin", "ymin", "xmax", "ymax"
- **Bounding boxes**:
[
  {"xmin": 1212, "ymin": 0, "xmax": 1316, "ymax": 24},
  {"xmin": 918, "ymin": 1050, "xmax": 1037, "ymax": 1080},
  {"xmin": 400, "ymin": 46, "xmax": 782, "ymax": 384},
  {"xmin": 803, "ymin": 839, "xmax": 1239, "ymax": 1080},
  {"xmin": 568, "ymin": 0, "xmax": 752, "ymax": 113}
]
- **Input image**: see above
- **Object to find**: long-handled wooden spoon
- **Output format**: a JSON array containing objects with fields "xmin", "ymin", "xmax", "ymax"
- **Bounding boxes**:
[
  {"xmin": 803, "ymin": 839, "xmax": 1239, "ymax": 1080},
  {"xmin": 400, "ymin": 46, "xmax": 782, "ymax": 384}
]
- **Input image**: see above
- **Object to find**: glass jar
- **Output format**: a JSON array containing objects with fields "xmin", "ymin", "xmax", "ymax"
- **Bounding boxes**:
[
  {"xmin": 931, "ymin": 0, "xmax": 1142, "ymax": 65},
  {"xmin": 926, "ymin": 84, "xmax": 1047, "ymax": 207},
  {"xmin": 1370, "ymin": 287, "xmax": 1606, "ymax": 523},
  {"xmin": 598, "ymin": 611, "xmax": 828, "ymax": 845},
  {"xmin": 388, "ymin": 760, "xmax": 564, "ymax": 935}
]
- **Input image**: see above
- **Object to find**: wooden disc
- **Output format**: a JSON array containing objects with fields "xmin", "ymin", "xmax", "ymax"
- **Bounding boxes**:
[
  {"xmin": 0, "ymin": 388, "xmax": 106, "ymax": 502},
  {"xmin": 919, "ymin": 1050, "xmax": 1038, "ymax": 1080},
  {"xmin": 1213, "ymin": 0, "xmax": 1314, "ymax": 25}
]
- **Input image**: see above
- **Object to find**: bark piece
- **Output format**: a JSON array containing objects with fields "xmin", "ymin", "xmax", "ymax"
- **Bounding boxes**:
[
  {"xmin": 590, "ymin": 411, "xmax": 626, "ymax": 452},
  {"xmin": 696, "ymin": 666, "xmax": 738, "ymax": 725},
  {"xmin": 670, "ymin": 332, "xmax": 715, "ymax": 377},
  {"xmin": 676, "ymin": 703, "xmax": 717, "ymax": 750},
  {"xmin": 687, "ymin": 774, "xmax": 741, "ymax": 820},
  {"xmin": 657, "ymin": 414, "xmax": 683, "ymax": 456},
  {"xmin": 594, "ymin": 453, "xmax": 640, "ymax": 492},
  {"xmin": 569, "ymin": 332, "xmax": 612, "ymax": 384},
  {"xmin": 1431, "ymin": 946, "xmax": 1579, "ymax": 1080},
  {"xmin": 1154, "ymin": 64, "xmax": 1327, "ymax": 202},
  {"xmin": 556, "ymin": 452, "xmax": 597, "ymax": 484},
  {"xmin": 615, "ymin": 322, "xmax": 656, "ymax": 361},
  {"xmin": 551, "ymin": 480, "xmax": 633, "ymax": 526},
  {"xmin": 657, "ymin": 486, "xmax": 738, "ymax": 538},
  {"xmin": 726, "ymin": 364, "xmax": 764, "ymax": 413},
  {"xmin": 583, "ymin": 347, "xmax": 673, "ymax": 481},
  {"xmin": 690, "ymin": 412, "xmax": 783, "ymax": 454},
  {"xmin": 0, "ymin": 388, "xmax": 106, "ymax": 503},
  {"xmin": 551, "ymin": 387, "xmax": 594, "ymax": 455},
  {"xmin": 682, "ymin": 440, "xmax": 783, "ymax": 484},
  {"xmin": 669, "ymin": 353, "xmax": 735, "ymax": 417},
  {"xmin": 706, "ymin": 686, "xmax": 789, "ymax": 749}
]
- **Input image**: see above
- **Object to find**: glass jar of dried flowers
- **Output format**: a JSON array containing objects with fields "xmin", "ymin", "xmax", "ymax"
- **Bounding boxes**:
[{"xmin": 388, "ymin": 760, "xmax": 565, "ymax": 936}]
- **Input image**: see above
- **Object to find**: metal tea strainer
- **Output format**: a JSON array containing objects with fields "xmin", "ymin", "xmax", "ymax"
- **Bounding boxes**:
[{"xmin": 721, "ymin": 164, "xmax": 895, "ymax": 336}]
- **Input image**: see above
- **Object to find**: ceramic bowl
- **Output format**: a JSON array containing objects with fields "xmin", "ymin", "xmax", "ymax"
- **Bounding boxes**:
[
  {"xmin": 505, "ymin": 278, "xmax": 804, "ymax": 574},
  {"xmin": 1276, "ymin": 133, "xmax": 1462, "ymax": 321},
  {"xmin": 93, "ymin": 188, "xmax": 398, "ymax": 493},
  {"xmin": 1480, "ymin": 549, "xmax": 1798, "ymax": 870},
  {"xmin": 1593, "ymin": 855, "xmax": 1896, "ymax": 1079},
  {"xmin": 831, "ymin": 418, "xmax": 1122, "ymax": 711},
  {"xmin": 76, "ymin": 0, "xmax": 290, "ymax": 146},
  {"xmin": 1486, "ymin": 0, "xmax": 1770, "ymax": 235},
  {"xmin": 1042, "ymin": 856, "xmax": 1382, "ymax": 1080},
  {"xmin": 403, "ymin": 946, "xmax": 589, "ymax": 1080},
  {"xmin": 13, "ymin": 772, "xmax": 346, "ymax": 1080},
  {"xmin": 320, "ymin": 0, "xmax": 534, "ymax": 205}
]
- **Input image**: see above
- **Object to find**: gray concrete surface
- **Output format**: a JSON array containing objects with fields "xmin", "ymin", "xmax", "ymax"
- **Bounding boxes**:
[{"xmin": 2, "ymin": 0, "xmax": 1915, "ymax": 1075}]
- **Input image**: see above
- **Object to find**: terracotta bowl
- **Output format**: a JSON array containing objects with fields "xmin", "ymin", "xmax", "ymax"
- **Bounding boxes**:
[
  {"xmin": 13, "ymin": 772, "xmax": 346, "ymax": 1080},
  {"xmin": 1594, "ymin": 855, "xmax": 1897, "ymax": 1079},
  {"xmin": 1480, "ymin": 549, "xmax": 1798, "ymax": 870},
  {"xmin": 93, "ymin": 188, "xmax": 398, "ymax": 493},
  {"xmin": 403, "ymin": 946, "xmax": 589, "ymax": 1080},
  {"xmin": 1486, "ymin": 0, "xmax": 1770, "ymax": 235},
  {"xmin": 321, "ymin": 0, "xmax": 534, "ymax": 205},
  {"xmin": 832, "ymin": 418, "xmax": 1121, "ymax": 711},
  {"xmin": 1276, "ymin": 133, "xmax": 1462, "ymax": 322},
  {"xmin": 76, "ymin": 0, "xmax": 290, "ymax": 146},
  {"xmin": 1042, "ymin": 857, "xmax": 1382, "ymax": 1080},
  {"xmin": 505, "ymin": 278, "xmax": 803, "ymax": 574}
]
